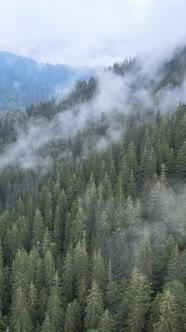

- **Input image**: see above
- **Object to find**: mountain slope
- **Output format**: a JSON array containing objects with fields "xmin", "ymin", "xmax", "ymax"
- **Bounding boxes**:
[{"xmin": 0, "ymin": 52, "xmax": 93, "ymax": 112}]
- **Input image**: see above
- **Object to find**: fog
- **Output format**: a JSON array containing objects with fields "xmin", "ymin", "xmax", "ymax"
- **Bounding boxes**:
[{"xmin": 0, "ymin": 48, "xmax": 186, "ymax": 173}]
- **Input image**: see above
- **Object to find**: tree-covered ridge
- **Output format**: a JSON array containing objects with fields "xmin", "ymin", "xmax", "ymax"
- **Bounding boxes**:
[
  {"xmin": 111, "ymin": 46, "xmax": 186, "ymax": 92},
  {"xmin": 0, "ymin": 52, "xmax": 94, "ymax": 112},
  {"xmin": 1, "ymin": 44, "xmax": 186, "ymax": 114},
  {"xmin": 0, "ymin": 89, "xmax": 185, "ymax": 331}
]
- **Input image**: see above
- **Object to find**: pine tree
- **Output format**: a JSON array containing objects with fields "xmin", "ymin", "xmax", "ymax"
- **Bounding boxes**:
[
  {"xmin": 85, "ymin": 281, "xmax": 104, "ymax": 330},
  {"xmin": 181, "ymin": 249, "xmax": 186, "ymax": 284},
  {"xmin": 64, "ymin": 299, "xmax": 81, "ymax": 332},
  {"xmin": 57, "ymin": 189, "xmax": 67, "ymax": 220},
  {"xmin": 62, "ymin": 249, "xmax": 74, "ymax": 303},
  {"xmin": 92, "ymin": 249, "xmax": 106, "ymax": 289},
  {"xmin": 126, "ymin": 142, "xmax": 138, "ymax": 176},
  {"xmin": 163, "ymin": 280, "xmax": 186, "ymax": 330},
  {"xmin": 135, "ymin": 228, "xmax": 152, "ymax": 278},
  {"xmin": 98, "ymin": 309, "xmax": 116, "ymax": 332},
  {"xmin": 74, "ymin": 240, "xmax": 88, "ymax": 306},
  {"xmin": 124, "ymin": 196, "xmax": 139, "ymax": 239},
  {"xmin": 102, "ymin": 173, "xmax": 113, "ymax": 201},
  {"xmin": 11, "ymin": 249, "xmax": 29, "ymax": 292},
  {"xmin": 126, "ymin": 267, "xmax": 151, "ymax": 332},
  {"xmin": 43, "ymin": 249, "xmax": 55, "ymax": 290},
  {"xmin": 53, "ymin": 204, "xmax": 62, "ymax": 252},
  {"xmin": 16, "ymin": 197, "xmax": 25, "ymax": 217},
  {"xmin": 84, "ymin": 174, "xmax": 97, "ymax": 241},
  {"xmin": 148, "ymin": 292, "xmax": 162, "ymax": 332},
  {"xmin": 41, "ymin": 313, "xmax": 55, "ymax": 332},
  {"xmin": 52, "ymin": 176, "xmax": 61, "ymax": 204},
  {"xmin": 95, "ymin": 210, "xmax": 110, "ymax": 250},
  {"xmin": 153, "ymin": 288, "xmax": 178, "ymax": 332},
  {"xmin": 75, "ymin": 241, "xmax": 88, "ymax": 285},
  {"xmin": 127, "ymin": 170, "xmax": 136, "ymax": 198},
  {"xmin": 11, "ymin": 285, "xmax": 33, "ymax": 332},
  {"xmin": 105, "ymin": 146, "xmax": 116, "ymax": 185},
  {"xmin": 0, "ymin": 245, "xmax": 4, "ymax": 310},
  {"xmin": 149, "ymin": 181, "xmax": 168, "ymax": 245},
  {"xmin": 40, "ymin": 185, "xmax": 53, "ymax": 230},
  {"xmin": 177, "ymin": 142, "xmax": 186, "ymax": 178},
  {"xmin": 70, "ymin": 200, "xmax": 86, "ymax": 246},
  {"xmin": 139, "ymin": 145, "xmax": 156, "ymax": 187},
  {"xmin": 28, "ymin": 246, "xmax": 43, "ymax": 291},
  {"xmin": 166, "ymin": 244, "xmax": 181, "ymax": 282},
  {"xmin": 45, "ymin": 272, "xmax": 64, "ymax": 332},
  {"xmin": 28, "ymin": 281, "xmax": 38, "ymax": 327},
  {"xmin": 38, "ymin": 287, "xmax": 48, "ymax": 325},
  {"xmin": 32, "ymin": 208, "xmax": 44, "ymax": 247},
  {"xmin": 0, "ymin": 310, "xmax": 6, "ymax": 331}
]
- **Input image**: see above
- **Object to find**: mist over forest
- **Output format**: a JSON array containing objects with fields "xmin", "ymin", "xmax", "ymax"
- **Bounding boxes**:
[{"xmin": 0, "ymin": 41, "xmax": 185, "ymax": 332}]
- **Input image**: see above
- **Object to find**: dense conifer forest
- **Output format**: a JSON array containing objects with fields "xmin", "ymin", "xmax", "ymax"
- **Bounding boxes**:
[{"xmin": 0, "ymin": 53, "xmax": 186, "ymax": 331}]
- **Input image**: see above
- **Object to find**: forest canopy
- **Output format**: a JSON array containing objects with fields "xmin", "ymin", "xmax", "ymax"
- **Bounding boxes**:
[{"xmin": 0, "ymin": 48, "xmax": 186, "ymax": 331}]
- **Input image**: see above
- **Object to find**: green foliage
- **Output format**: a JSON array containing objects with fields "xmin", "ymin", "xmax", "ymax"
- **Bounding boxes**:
[
  {"xmin": 64, "ymin": 299, "xmax": 81, "ymax": 332},
  {"xmin": 45, "ymin": 272, "xmax": 64, "ymax": 332},
  {"xmin": 98, "ymin": 309, "xmax": 116, "ymax": 332},
  {"xmin": 0, "ymin": 73, "xmax": 185, "ymax": 331},
  {"xmin": 126, "ymin": 267, "xmax": 152, "ymax": 332},
  {"xmin": 85, "ymin": 281, "xmax": 104, "ymax": 330},
  {"xmin": 152, "ymin": 288, "xmax": 179, "ymax": 332}
]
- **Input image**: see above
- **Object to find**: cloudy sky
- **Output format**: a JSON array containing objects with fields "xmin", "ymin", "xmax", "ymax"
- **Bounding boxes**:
[{"xmin": 0, "ymin": 0, "xmax": 185, "ymax": 66}]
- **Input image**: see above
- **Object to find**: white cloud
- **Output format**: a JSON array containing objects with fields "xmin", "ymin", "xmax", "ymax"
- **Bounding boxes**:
[{"xmin": 0, "ymin": 0, "xmax": 185, "ymax": 65}]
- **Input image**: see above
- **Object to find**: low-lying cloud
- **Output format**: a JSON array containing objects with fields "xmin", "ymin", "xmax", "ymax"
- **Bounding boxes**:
[{"xmin": 0, "ymin": 50, "xmax": 186, "ymax": 173}]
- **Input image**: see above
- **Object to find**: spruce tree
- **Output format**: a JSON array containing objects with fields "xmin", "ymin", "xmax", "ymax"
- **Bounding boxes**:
[
  {"xmin": 166, "ymin": 244, "xmax": 181, "ymax": 282},
  {"xmin": 98, "ymin": 309, "xmax": 116, "ymax": 332},
  {"xmin": 62, "ymin": 249, "xmax": 74, "ymax": 303},
  {"xmin": 85, "ymin": 281, "xmax": 104, "ymax": 330},
  {"xmin": 45, "ymin": 272, "xmax": 64, "ymax": 332},
  {"xmin": 64, "ymin": 299, "xmax": 81, "ymax": 332},
  {"xmin": 41, "ymin": 313, "xmax": 55, "ymax": 332},
  {"xmin": 11, "ymin": 285, "xmax": 33, "ymax": 332},
  {"xmin": 126, "ymin": 267, "xmax": 151, "ymax": 332},
  {"xmin": 153, "ymin": 288, "xmax": 178, "ymax": 332}
]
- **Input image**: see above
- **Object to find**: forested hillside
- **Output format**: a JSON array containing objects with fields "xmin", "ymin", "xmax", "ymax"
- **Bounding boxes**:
[
  {"xmin": 0, "ymin": 52, "xmax": 93, "ymax": 112},
  {"xmin": 0, "ymin": 54, "xmax": 186, "ymax": 331}
]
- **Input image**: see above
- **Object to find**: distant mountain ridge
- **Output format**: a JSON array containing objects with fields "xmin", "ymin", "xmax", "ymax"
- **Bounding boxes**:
[{"xmin": 0, "ymin": 51, "xmax": 94, "ymax": 112}]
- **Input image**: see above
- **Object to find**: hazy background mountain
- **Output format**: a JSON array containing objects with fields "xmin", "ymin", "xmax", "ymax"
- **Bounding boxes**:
[
  {"xmin": 1, "ymin": 45, "xmax": 186, "ymax": 113},
  {"xmin": 0, "ymin": 51, "xmax": 94, "ymax": 112}
]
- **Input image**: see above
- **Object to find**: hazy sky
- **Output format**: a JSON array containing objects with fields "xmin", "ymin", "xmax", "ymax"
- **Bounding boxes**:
[{"xmin": 0, "ymin": 0, "xmax": 185, "ymax": 66}]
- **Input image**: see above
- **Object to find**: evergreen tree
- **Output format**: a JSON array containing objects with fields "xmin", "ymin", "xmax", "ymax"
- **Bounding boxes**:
[
  {"xmin": 32, "ymin": 208, "xmax": 44, "ymax": 247},
  {"xmin": 28, "ymin": 281, "xmax": 38, "ymax": 327},
  {"xmin": 164, "ymin": 280, "xmax": 186, "ymax": 330},
  {"xmin": 64, "ymin": 299, "xmax": 81, "ymax": 332},
  {"xmin": 135, "ymin": 228, "xmax": 152, "ymax": 278},
  {"xmin": 153, "ymin": 288, "xmax": 178, "ymax": 332},
  {"xmin": 126, "ymin": 267, "xmax": 151, "ymax": 332},
  {"xmin": 85, "ymin": 281, "xmax": 104, "ymax": 330},
  {"xmin": 53, "ymin": 204, "xmax": 62, "ymax": 252},
  {"xmin": 70, "ymin": 200, "xmax": 86, "ymax": 246},
  {"xmin": 45, "ymin": 272, "xmax": 64, "ymax": 332},
  {"xmin": 98, "ymin": 309, "xmax": 116, "ymax": 332},
  {"xmin": 74, "ymin": 240, "xmax": 88, "ymax": 306},
  {"xmin": 0, "ymin": 245, "xmax": 4, "ymax": 310},
  {"xmin": 43, "ymin": 249, "xmax": 55, "ymax": 290},
  {"xmin": 41, "ymin": 313, "xmax": 55, "ymax": 332},
  {"xmin": 166, "ymin": 244, "xmax": 182, "ymax": 282},
  {"xmin": 92, "ymin": 249, "xmax": 106, "ymax": 289},
  {"xmin": 62, "ymin": 249, "xmax": 74, "ymax": 303},
  {"xmin": 11, "ymin": 285, "xmax": 33, "ymax": 332}
]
